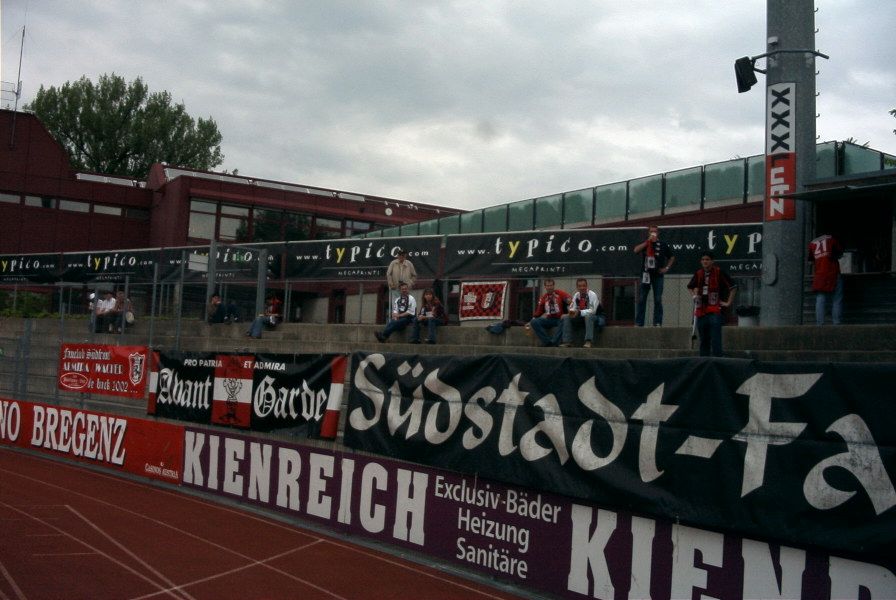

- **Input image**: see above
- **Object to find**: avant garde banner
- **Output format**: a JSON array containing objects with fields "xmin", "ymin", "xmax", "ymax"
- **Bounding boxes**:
[
  {"xmin": 443, "ymin": 224, "xmax": 763, "ymax": 277},
  {"xmin": 58, "ymin": 344, "xmax": 149, "ymax": 399},
  {"xmin": 343, "ymin": 353, "xmax": 896, "ymax": 558},
  {"xmin": 148, "ymin": 351, "xmax": 346, "ymax": 436},
  {"xmin": 285, "ymin": 236, "xmax": 442, "ymax": 280},
  {"xmin": 180, "ymin": 426, "xmax": 895, "ymax": 600}
]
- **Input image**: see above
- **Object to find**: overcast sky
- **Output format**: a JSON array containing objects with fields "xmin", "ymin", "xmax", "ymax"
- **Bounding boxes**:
[{"xmin": 2, "ymin": 1, "xmax": 894, "ymax": 210}]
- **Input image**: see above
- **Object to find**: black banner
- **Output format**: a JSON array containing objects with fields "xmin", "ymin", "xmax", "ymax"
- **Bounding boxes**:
[
  {"xmin": 149, "ymin": 351, "xmax": 344, "ymax": 434},
  {"xmin": 0, "ymin": 253, "xmax": 61, "ymax": 283},
  {"xmin": 285, "ymin": 236, "xmax": 441, "ymax": 280},
  {"xmin": 443, "ymin": 224, "xmax": 763, "ymax": 277},
  {"xmin": 59, "ymin": 249, "xmax": 161, "ymax": 282},
  {"xmin": 344, "ymin": 353, "xmax": 896, "ymax": 558},
  {"xmin": 157, "ymin": 244, "xmax": 283, "ymax": 283}
]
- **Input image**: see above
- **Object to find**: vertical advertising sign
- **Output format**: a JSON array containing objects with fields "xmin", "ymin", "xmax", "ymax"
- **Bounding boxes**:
[{"xmin": 765, "ymin": 82, "xmax": 797, "ymax": 221}]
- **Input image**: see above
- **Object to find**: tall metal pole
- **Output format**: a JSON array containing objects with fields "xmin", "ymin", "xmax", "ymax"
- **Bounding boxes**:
[{"xmin": 760, "ymin": 0, "xmax": 817, "ymax": 325}]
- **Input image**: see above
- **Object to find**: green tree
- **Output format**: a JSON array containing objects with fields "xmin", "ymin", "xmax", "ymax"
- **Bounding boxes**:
[{"xmin": 26, "ymin": 73, "xmax": 223, "ymax": 178}]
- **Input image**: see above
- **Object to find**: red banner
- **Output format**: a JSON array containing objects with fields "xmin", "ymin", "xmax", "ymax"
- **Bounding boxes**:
[
  {"xmin": 0, "ymin": 398, "xmax": 184, "ymax": 484},
  {"xmin": 58, "ymin": 343, "xmax": 149, "ymax": 399},
  {"xmin": 211, "ymin": 354, "xmax": 254, "ymax": 428},
  {"xmin": 459, "ymin": 281, "xmax": 507, "ymax": 320}
]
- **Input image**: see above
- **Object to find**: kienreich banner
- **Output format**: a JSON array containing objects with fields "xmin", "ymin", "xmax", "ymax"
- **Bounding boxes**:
[
  {"xmin": 285, "ymin": 236, "xmax": 442, "ymax": 280},
  {"xmin": 443, "ymin": 223, "xmax": 763, "ymax": 278},
  {"xmin": 149, "ymin": 351, "xmax": 346, "ymax": 437},
  {"xmin": 343, "ymin": 352, "xmax": 896, "ymax": 558}
]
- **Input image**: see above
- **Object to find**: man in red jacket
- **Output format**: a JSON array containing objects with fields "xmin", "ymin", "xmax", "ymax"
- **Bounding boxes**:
[
  {"xmin": 808, "ymin": 233, "xmax": 844, "ymax": 325},
  {"xmin": 687, "ymin": 253, "xmax": 737, "ymax": 357},
  {"xmin": 527, "ymin": 278, "xmax": 571, "ymax": 347}
]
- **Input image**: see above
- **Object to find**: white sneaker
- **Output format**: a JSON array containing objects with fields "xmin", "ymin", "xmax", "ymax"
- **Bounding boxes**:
[{"xmin": 583, "ymin": 341, "xmax": 592, "ymax": 348}]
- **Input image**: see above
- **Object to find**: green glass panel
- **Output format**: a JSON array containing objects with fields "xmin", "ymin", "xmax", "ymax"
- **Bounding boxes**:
[
  {"xmin": 460, "ymin": 210, "xmax": 484, "ymax": 233},
  {"xmin": 417, "ymin": 219, "xmax": 439, "ymax": 235},
  {"xmin": 439, "ymin": 214, "xmax": 460, "ymax": 235},
  {"xmin": 705, "ymin": 160, "xmax": 745, "ymax": 205},
  {"xmin": 665, "ymin": 167, "xmax": 702, "ymax": 211},
  {"xmin": 381, "ymin": 226, "xmax": 401, "ymax": 238},
  {"xmin": 746, "ymin": 154, "xmax": 765, "ymax": 203},
  {"xmin": 563, "ymin": 189, "xmax": 593, "ymax": 228},
  {"xmin": 595, "ymin": 182, "xmax": 627, "ymax": 223},
  {"xmin": 815, "ymin": 142, "xmax": 837, "ymax": 178},
  {"xmin": 400, "ymin": 223, "xmax": 419, "ymax": 236},
  {"xmin": 628, "ymin": 174, "xmax": 662, "ymax": 217},
  {"xmin": 842, "ymin": 144, "xmax": 881, "ymax": 174},
  {"xmin": 507, "ymin": 199, "xmax": 534, "ymax": 231},
  {"xmin": 534, "ymin": 194, "xmax": 562, "ymax": 229},
  {"xmin": 483, "ymin": 205, "xmax": 507, "ymax": 232}
]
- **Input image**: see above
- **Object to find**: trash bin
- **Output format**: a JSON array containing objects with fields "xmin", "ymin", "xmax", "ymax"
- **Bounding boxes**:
[{"xmin": 735, "ymin": 305, "xmax": 760, "ymax": 327}]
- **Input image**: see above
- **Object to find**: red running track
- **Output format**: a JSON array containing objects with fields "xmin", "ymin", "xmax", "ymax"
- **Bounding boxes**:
[{"xmin": 0, "ymin": 449, "xmax": 527, "ymax": 600}]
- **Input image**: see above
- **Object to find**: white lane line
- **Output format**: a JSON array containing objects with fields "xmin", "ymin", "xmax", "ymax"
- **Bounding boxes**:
[
  {"xmin": 65, "ymin": 506, "xmax": 195, "ymax": 600},
  {"xmin": 2, "ymin": 458, "xmax": 515, "ymax": 599},
  {"xmin": 0, "ymin": 501, "xmax": 187, "ymax": 600},
  {"xmin": 127, "ymin": 540, "xmax": 352, "ymax": 600},
  {"xmin": 0, "ymin": 559, "xmax": 27, "ymax": 600}
]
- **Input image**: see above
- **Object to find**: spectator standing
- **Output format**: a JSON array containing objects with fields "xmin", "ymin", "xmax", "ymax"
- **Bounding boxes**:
[
  {"xmin": 410, "ymin": 288, "xmax": 447, "ymax": 344},
  {"xmin": 808, "ymin": 233, "xmax": 844, "ymax": 325},
  {"xmin": 246, "ymin": 295, "xmax": 282, "ymax": 339},
  {"xmin": 375, "ymin": 283, "xmax": 416, "ymax": 342},
  {"xmin": 559, "ymin": 278, "xmax": 605, "ymax": 348},
  {"xmin": 687, "ymin": 253, "xmax": 737, "ymax": 357},
  {"xmin": 386, "ymin": 249, "xmax": 417, "ymax": 319},
  {"xmin": 112, "ymin": 290, "xmax": 133, "ymax": 333},
  {"xmin": 633, "ymin": 225, "xmax": 675, "ymax": 326},
  {"xmin": 528, "ymin": 278, "xmax": 571, "ymax": 347}
]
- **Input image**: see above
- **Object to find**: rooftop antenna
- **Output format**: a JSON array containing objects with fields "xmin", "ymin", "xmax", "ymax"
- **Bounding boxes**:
[{"xmin": 4, "ymin": 11, "xmax": 27, "ymax": 148}]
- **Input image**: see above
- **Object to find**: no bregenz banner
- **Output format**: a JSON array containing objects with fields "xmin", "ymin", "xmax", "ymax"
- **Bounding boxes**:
[
  {"xmin": 149, "ymin": 351, "xmax": 346, "ymax": 436},
  {"xmin": 444, "ymin": 224, "xmax": 762, "ymax": 277},
  {"xmin": 344, "ymin": 353, "xmax": 896, "ymax": 558},
  {"xmin": 285, "ymin": 236, "xmax": 441, "ymax": 280}
]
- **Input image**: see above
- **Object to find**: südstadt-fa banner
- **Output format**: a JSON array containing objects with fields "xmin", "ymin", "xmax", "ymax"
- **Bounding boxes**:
[
  {"xmin": 149, "ymin": 351, "xmax": 346, "ymax": 437},
  {"xmin": 444, "ymin": 224, "xmax": 762, "ymax": 277},
  {"xmin": 285, "ymin": 236, "xmax": 441, "ymax": 280},
  {"xmin": 58, "ymin": 344, "xmax": 148, "ymax": 398},
  {"xmin": 344, "ymin": 353, "xmax": 896, "ymax": 558}
]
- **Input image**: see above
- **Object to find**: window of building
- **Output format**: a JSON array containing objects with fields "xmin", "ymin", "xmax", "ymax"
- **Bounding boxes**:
[
  {"xmin": 0, "ymin": 192, "xmax": 20, "ymax": 204},
  {"xmin": 628, "ymin": 175, "xmax": 662, "ymax": 219},
  {"xmin": 562, "ymin": 189, "xmax": 593, "ymax": 228},
  {"xmin": 25, "ymin": 196, "xmax": 54, "ymax": 209},
  {"xmin": 284, "ymin": 212, "xmax": 312, "ymax": 241},
  {"xmin": 188, "ymin": 199, "xmax": 217, "ymax": 240},
  {"xmin": 58, "ymin": 200, "xmax": 90, "ymax": 213},
  {"xmin": 219, "ymin": 204, "xmax": 250, "ymax": 242},
  {"xmin": 534, "ymin": 194, "xmax": 562, "ymax": 229},
  {"xmin": 507, "ymin": 199, "xmax": 534, "ymax": 231},
  {"xmin": 314, "ymin": 216, "xmax": 344, "ymax": 239},
  {"xmin": 346, "ymin": 220, "xmax": 372, "ymax": 235},
  {"xmin": 94, "ymin": 205, "xmax": 122, "ymax": 216},
  {"xmin": 460, "ymin": 210, "xmax": 483, "ymax": 233},
  {"xmin": 664, "ymin": 167, "xmax": 702, "ymax": 214},
  {"xmin": 124, "ymin": 208, "xmax": 150, "ymax": 220},
  {"xmin": 594, "ymin": 183, "xmax": 627, "ymax": 224}
]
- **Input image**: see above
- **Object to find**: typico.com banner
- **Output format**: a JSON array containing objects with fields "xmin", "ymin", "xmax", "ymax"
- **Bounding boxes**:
[
  {"xmin": 0, "ymin": 398, "xmax": 184, "ymax": 484},
  {"xmin": 148, "ymin": 351, "xmax": 346, "ymax": 438},
  {"xmin": 443, "ymin": 224, "xmax": 763, "ymax": 277},
  {"xmin": 58, "ymin": 344, "xmax": 149, "ymax": 399},
  {"xmin": 343, "ymin": 352, "xmax": 896, "ymax": 560},
  {"xmin": 180, "ymin": 426, "xmax": 895, "ymax": 600}
]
